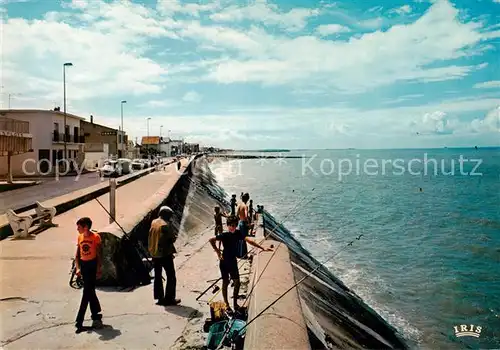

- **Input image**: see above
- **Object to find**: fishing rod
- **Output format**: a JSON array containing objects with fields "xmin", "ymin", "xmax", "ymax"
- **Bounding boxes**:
[
  {"xmin": 205, "ymin": 194, "xmax": 317, "ymax": 305},
  {"xmin": 197, "ymin": 188, "xmax": 316, "ymax": 302},
  {"xmin": 215, "ymin": 233, "xmax": 366, "ymax": 349},
  {"xmin": 94, "ymin": 197, "xmax": 155, "ymax": 273}
]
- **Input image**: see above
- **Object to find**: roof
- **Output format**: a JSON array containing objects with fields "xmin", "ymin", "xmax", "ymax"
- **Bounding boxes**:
[
  {"xmin": 141, "ymin": 136, "xmax": 160, "ymax": 145},
  {"xmin": 81, "ymin": 120, "xmax": 124, "ymax": 133},
  {"xmin": 0, "ymin": 109, "xmax": 86, "ymax": 121}
]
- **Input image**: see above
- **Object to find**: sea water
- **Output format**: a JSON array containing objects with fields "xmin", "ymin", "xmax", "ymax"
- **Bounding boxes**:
[{"xmin": 209, "ymin": 148, "xmax": 500, "ymax": 349}]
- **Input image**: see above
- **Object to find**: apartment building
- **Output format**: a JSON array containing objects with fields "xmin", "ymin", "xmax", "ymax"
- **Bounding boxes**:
[
  {"xmin": 0, "ymin": 109, "xmax": 84, "ymax": 177},
  {"xmin": 81, "ymin": 115, "xmax": 127, "ymax": 158}
]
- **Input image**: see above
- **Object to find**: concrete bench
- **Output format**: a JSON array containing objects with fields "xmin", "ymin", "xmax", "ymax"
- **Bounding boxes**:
[{"xmin": 6, "ymin": 202, "xmax": 57, "ymax": 239}]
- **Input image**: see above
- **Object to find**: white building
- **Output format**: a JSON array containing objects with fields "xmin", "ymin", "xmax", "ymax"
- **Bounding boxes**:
[{"xmin": 0, "ymin": 109, "xmax": 85, "ymax": 177}]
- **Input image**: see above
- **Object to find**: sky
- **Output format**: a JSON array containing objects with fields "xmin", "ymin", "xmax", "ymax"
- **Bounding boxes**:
[{"xmin": 1, "ymin": 0, "xmax": 499, "ymax": 149}]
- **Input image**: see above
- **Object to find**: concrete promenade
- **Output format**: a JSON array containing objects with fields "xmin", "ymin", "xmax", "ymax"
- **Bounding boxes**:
[{"xmin": 0, "ymin": 157, "xmax": 271, "ymax": 349}]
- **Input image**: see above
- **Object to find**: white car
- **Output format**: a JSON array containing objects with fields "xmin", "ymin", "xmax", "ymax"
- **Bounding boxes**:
[
  {"xmin": 131, "ymin": 158, "xmax": 145, "ymax": 171},
  {"xmin": 98, "ymin": 160, "xmax": 119, "ymax": 177}
]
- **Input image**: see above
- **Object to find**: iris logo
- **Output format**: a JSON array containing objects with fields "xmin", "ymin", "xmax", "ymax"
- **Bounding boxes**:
[{"xmin": 454, "ymin": 324, "xmax": 482, "ymax": 338}]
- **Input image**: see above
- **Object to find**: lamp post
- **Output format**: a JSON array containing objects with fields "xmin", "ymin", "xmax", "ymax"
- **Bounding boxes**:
[
  {"xmin": 120, "ymin": 100, "xmax": 126, "ymax": 157},
  {"xmin": 146, "ymin": 117, "xmax": 152, "ymax": 155},
  {"xmin": 160, "ymin": 125, "xmax": 163, "ymax": 138},
  {"xmin": 8, "ymin": 93, "xmax": 21, "ymax": 109},
  {"xmin": 63, "ymin": 62, "xmax": 73, "ymax": 160}
]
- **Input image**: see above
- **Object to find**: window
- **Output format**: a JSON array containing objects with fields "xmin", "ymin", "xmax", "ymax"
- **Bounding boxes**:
[{"xmin": 54, "ymin": 122, "xmax": 59, "ymax": 131}]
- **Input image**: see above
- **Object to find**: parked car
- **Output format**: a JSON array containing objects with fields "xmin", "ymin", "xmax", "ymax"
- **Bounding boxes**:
[
  {"xmin": 131, "ymin": 159, "xmax": 144, "ymax": 171},
  {"xmin": 98, "ymin": 160, "xmax": 119, "ymax": 177},
  {"xmin": 117, "ymin": 158, "xmax": 132, "ymax": 175}
]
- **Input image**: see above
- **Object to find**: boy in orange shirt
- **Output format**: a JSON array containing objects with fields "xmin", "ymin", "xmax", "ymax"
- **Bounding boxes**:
[{"xmin": 74, "ymin": 217, "xmax": 103, "ymax": 332}]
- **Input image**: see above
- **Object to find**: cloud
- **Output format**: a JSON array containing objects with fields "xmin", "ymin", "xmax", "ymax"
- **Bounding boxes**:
[
  {"xmin": 196, "ymin": 0, "xmax": 492, "ymax": 92},
  {"xmin": 412, "ymin": 111, "xmax": 456, "ymax": 135},
  {"xmin": 391, "ymin": 5, "xmax": 413, "ymax": 15},
  {"xmin": 470, "ymin": 106, "xmax": 500, "ymax": 133},
  {"xmin": 182, "ymin": 91, "xmax": 202, "ymax": 103},
  {"xmin": 139, "ymin": 100, "xmax": 177, "ymax": 108},
  {"xmin": 315, "ymin": 24, "xmax": 351, "ymax": 36},
  {"xmin": 209, "ymin": 0, "xmax": 319, "ymax": 32},
  {"xmin": 93, "ymin": 95, "xmax": 499, "ymax": 149},
  {"xmin": 2, "ymin": 0, "xmax": 173, "ymax": 104},
  {"xmin": 156, "ymin": 0, "xmax": 221, "ymax": 17},
  {"xmin": 473, "ymin": 80, "xmax": 500, "ymax": 89}
]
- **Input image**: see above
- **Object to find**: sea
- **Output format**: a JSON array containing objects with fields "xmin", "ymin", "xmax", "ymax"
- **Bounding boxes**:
[{"xmin": 208, "ymin": 148, "xmax": 500, "ymax": 349}]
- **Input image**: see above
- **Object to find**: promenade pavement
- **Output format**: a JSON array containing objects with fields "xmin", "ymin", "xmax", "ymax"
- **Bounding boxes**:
[{"xmin": 0, "ymin": 157, "xmax": 261, "ymax": 349}]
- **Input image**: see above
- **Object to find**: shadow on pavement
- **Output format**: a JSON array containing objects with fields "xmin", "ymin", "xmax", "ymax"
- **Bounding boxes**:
[
  {"xmin": 94, "ymin": 324, "xmax": 122, "ymax": 341},
  {"xmin": 163, "ymin": 304, "xmax": 202, "ymax": 319},
  {"xmin": 96, "ymin": 284, "xmax": 150, "ymax": 293}
]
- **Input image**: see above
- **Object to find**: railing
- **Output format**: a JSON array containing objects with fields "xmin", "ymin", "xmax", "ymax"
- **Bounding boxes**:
[
  {"xmin": 53, "ymin": 132, "xmax": 85, "ymax": 143},
  {"xmin": 0, "ymin": 117, "xmax": 30, "ymax": 134}
]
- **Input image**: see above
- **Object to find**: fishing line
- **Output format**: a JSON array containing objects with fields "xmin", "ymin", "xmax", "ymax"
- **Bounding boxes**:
[
  {"xmin": 213, "ymin": 192, "xmax": 319, "ymax": 305},
  {"xmin": 213, "ymin": 233, "xmax": 364, "ymax": 350},
  {"xmin": 199, "ymin": 189, "xmax": 317, "ymax": 302},
  {"xmin": 240, "ymin": 234, "xmax": 364, "ymax": 333}
]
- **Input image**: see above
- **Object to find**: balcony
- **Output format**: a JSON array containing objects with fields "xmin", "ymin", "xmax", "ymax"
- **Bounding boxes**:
[
  {"xmin": 53, "ymin": 131, "xmax": 85, "ymax": 143},
  {"xmin": 0, "ymin": 117, "xmax": 32, "ymax": 156},
  {"xmin": 0, "ymin": 118, "xmax": 30, "ymax": 134}
]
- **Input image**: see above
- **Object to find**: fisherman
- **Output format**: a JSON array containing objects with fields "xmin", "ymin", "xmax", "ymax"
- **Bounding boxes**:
[
  {"xmin": 230, "ymin": 194, "xmax": 237, "ymax": 216},
  {"xmin": 214, "ymin": 205, "xmax": 227, "ymax": 236},
  {"xmin": 209, "ymin": 215, "xmax": 272, "ymax": 312},
  {"xmin": 237, "ymin": 193, "xmax": 250, "ymax": 237},
  {"xmin": 148, "ymin": 206, "xmax": 181, "ymax": 306},
  {"xmin": 74, "ymin": 217, "xmax": 103, "ymax": 333}
]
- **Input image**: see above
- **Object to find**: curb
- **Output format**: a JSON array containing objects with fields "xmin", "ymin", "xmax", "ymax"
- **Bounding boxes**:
[{"xmin": 0, "ymin": 181, "xmax": 41, "ymax": 193}]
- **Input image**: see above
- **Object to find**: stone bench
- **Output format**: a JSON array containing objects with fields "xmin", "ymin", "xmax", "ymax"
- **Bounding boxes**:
[{"xmin": 6, "ymin": 202, "xmax": 57, "ymax": 239}]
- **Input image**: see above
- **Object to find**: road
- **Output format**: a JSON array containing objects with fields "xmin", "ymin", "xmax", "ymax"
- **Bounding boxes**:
[
  {"xmin": 0, "ymin": 158, "xmax": 176, "ymax": 214},
  {"xmin": 0, "ymin": 172, "xmax": 107, "ymax": 214}
]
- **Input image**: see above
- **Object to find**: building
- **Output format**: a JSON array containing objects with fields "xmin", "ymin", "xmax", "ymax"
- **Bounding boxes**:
[
  {"xmin": 0, "ymin": 116, "xmax": 33, "ymax": 182},
  {"xmin": 184, "ymin": 143, "xmax": 199, "ymax": 154},
  {"xmin": 169, "ymin": 139, "xmax": 184, "ymax": 156},
  {"xmin": 0, "ymin": 109, "xmax": 84, "ymax": 177},
  {"xmin": 125, "ymin": 140, "xmax": 140, "ymax": 159},
  {"xmin": 141, "ymin": 136, "xmax": 161, "ymax": 155},
  {"xmin": 81, "ymin": 115, "xmax": 127, "ymax": 158}
]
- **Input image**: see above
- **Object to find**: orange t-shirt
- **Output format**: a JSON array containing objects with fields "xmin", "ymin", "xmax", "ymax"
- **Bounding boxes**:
[{"xmin": 77, "ymin": 232, "xmax": 102, "ymax": 261}]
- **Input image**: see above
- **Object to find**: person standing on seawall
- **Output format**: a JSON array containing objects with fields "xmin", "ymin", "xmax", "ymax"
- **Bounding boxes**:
[
  {"xmin": 74, "ymin": 217, "xmax": 103, "ymax": 333},
  {"xmin": 209, "ymin": 215, "xmax": 273, "ymax": 312},
  {"xmin": 148, "ymin": 206, "xmax": 181, "ymax": 306}
]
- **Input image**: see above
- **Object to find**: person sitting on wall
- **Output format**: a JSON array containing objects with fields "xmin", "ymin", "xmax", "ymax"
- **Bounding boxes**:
[
  {"xmin": 148, "ymin": 206, "xmax": 181, "ymax": 306},
  {"xmin": 209, "ymin": 215, "xmax": 273, "ymax": 312}
]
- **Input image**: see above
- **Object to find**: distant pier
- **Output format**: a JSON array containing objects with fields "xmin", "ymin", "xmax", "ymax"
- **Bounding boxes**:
[{"xmin": 209, "ymin": 154, "xmax": 303, "ymax": 159}]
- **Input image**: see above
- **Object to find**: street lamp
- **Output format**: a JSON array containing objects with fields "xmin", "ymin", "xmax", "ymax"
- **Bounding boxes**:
[
  {"xmin": 63, "ymin": 62, "xmax": 73, "ymax": 160},
  {"xmin": 160, "ymin": 125, "xmax": 163, "ymax": 139},
  {"xmin": 146, "ymin": 117, "xmax": 152, "ymax": 155},
  {"xmin": 8, "ymin": 93, "xmax": 21, "ymax": 109},
  {"xmin": 147, "ymin": 117, "xmax": 151, "ymax": 137},
  {"xmin": 120, "ymin": 100, "xmax": 127, "ymax": 157}
]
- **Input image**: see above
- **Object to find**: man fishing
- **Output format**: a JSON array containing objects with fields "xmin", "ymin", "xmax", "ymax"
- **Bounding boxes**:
[
  {"xmin": 148, "ymin": 206, "xmax": 181, "ymax": 306},
  {"xmin": 209, "ymin": 215, "xmax": 273, "ymax": 312},
  {"xmin": 74, "ymin": 217, "xmax": 103, "ymax": 332}
]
